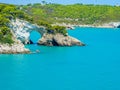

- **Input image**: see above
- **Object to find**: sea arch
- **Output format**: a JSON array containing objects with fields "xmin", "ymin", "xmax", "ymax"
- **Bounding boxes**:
[{"xmin": 10, "ymin": 19, "xmax": 46, "ymax": 44}]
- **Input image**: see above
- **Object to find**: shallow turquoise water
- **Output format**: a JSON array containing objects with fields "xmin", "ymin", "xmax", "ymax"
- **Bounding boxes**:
[
  {"xmin": 0, "ymin": 27, "xmax": 120, "ymax": 90},
  {"xmin": 30, "ymin": 31, "xmax": 41, "ymax": 43}
]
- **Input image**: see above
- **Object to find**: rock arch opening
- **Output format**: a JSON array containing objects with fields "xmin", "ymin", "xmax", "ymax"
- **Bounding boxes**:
[{"xmin": 29, "ymin": 31, "xmax": 41, "ymax": 44}]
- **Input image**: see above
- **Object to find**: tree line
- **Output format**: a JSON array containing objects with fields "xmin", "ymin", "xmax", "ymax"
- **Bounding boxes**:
[{"xmin": 19, "ymin": 3, "xmax": 120, "ymax": 24}]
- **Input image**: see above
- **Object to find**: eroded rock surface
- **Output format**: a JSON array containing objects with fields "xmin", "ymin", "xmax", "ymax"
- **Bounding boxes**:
[{"xmin": 38, "ymin": 33, "xmax": 85, "ymax": 46}]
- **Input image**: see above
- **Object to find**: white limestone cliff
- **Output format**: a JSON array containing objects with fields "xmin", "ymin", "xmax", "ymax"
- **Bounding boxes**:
[{"xmin": 10, "ymin": 19, "xmax": 46, "ymax": 44}]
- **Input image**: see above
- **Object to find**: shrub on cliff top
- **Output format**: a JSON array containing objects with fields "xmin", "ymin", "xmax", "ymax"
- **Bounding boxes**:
[{"xmin": 37, "ymin": 20, "xmax": 67, "ymax": 35}]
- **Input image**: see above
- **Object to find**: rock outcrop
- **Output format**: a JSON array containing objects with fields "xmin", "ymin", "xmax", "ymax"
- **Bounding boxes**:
[
  {"xmin": 38, "ymin": 33, "xmax": 85, "ymax": 46},
  {"xmin": 0, "ymin": 40, "xmax": 30, "ymax": 54}
]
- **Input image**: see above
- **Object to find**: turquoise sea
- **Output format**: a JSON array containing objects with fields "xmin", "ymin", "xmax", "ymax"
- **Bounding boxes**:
[{"xmin": 0, "ymin": 27, "xmax": 120, "ymax": 90}]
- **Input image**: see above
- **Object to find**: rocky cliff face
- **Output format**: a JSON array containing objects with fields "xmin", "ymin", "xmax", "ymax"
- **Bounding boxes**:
[{"xmin": 38, "ymin": 33, "xmax": 85, "ymax": 46}]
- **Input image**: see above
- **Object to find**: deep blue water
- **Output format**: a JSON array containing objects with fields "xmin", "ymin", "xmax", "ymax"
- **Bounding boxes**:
[{"xmin": 0, "ymin": 27, "xmax": 120, "ymax": 90}]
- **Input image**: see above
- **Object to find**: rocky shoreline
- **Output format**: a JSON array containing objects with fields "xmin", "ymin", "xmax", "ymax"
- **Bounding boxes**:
[
  {"xmin": 0, "ymin": 43, "xmax": 30, "ymax": 54},
  {"xmin": 52, "ymin": 22, "xmax": 120, "ymax": 29},
  {"xmin": 0, "ymin": 36, "xmax": 30, "ymax": 54},
  {"xmin": 38, "ymin": 33, "xmax": 85, "ymax": 46}
]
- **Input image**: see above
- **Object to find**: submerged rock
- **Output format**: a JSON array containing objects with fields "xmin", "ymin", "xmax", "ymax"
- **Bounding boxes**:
[{"xmin": 38, "ymin": 33, "xmax": 85, "ymax": 46}]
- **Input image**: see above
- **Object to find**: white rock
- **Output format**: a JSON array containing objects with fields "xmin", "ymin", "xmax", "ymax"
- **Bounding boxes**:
[{"xmin": 10, "ymin": 19, "xmax": 46, "ymax": 44}]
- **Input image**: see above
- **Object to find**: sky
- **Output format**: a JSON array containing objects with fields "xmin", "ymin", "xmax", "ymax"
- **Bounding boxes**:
[{"xmin": 0, "ymin": 0, "xmax": 120, "ymax": 5}]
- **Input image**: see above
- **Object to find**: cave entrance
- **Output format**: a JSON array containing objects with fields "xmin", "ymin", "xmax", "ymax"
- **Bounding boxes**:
[
  {"xmin": 30, "ymin": 31, "xmax": 41, "ymax": 44},
  {"xmin": 117, "ymin": 25, "xmax": 120, "ymax": 28}
]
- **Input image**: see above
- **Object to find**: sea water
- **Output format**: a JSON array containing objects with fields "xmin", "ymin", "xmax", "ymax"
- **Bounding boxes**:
[{"xmin": 0, "ymin": 27, "xmax": 120, "ymax": 90}]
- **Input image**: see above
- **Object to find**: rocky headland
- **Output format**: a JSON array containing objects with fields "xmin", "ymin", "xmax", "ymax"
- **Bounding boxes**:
[
  {"xmin": 0, "ymin": 19, "xmax": 85, "ymax": 54},
  {"xmin": 38, "ymin": 33, "xmax": 85, "ymax": 46},
  {"xmin": 10, "ymin": 19, "xmax": 85, "ymax": 47}
]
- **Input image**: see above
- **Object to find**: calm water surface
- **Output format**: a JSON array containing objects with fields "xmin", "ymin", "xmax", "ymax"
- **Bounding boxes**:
[{"xmin": 0, "ymin": 27, "xmax": 120, "ymax": 90}]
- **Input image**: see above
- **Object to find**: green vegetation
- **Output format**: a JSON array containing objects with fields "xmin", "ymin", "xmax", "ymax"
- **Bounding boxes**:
[
  {"xmin": 19, "ymin": 3, "xmax": 120, "ymax": 25},
  {"xmin": 37, "ymin": 20, "xmax": 67, "ymax": 35},
  {"xmin": 0, "ymin": 3, "xmax": 32, "ymax": 44},
  {"xmin": 0, "ymin": 3, "xmax": 67, "ymax": 45},
  {"xmin": 1, "ymin": 3, "xmax": 120, "ymax": 44},
  {"xmin": 19, "ymin": 4, "xmax": 68, "ymax": 35}
]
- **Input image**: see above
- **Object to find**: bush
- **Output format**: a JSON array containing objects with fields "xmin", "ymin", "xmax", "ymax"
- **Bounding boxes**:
[{"xmin": 37, "ymin": 20, "xmax": 67, "ymax": 35}]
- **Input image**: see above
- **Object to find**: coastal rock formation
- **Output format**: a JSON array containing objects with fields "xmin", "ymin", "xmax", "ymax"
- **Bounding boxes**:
[
  {"xmin": 10, "ymin": 19, "xmax": 85, "ymax": 47},
  {"xmin": 10, "ymin": 19, "xmax": 46, "ymax": 44},
  {"xmin": 38, "ymin": 33, "xmax": 85, "ymax": 46},
  {"xmin": 0, "ymin": 18, "xmax": 85, "ymax": 54},
  {"xmin": 0, "ymin": 40, "xmax": 30, "ymax": 54}
]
